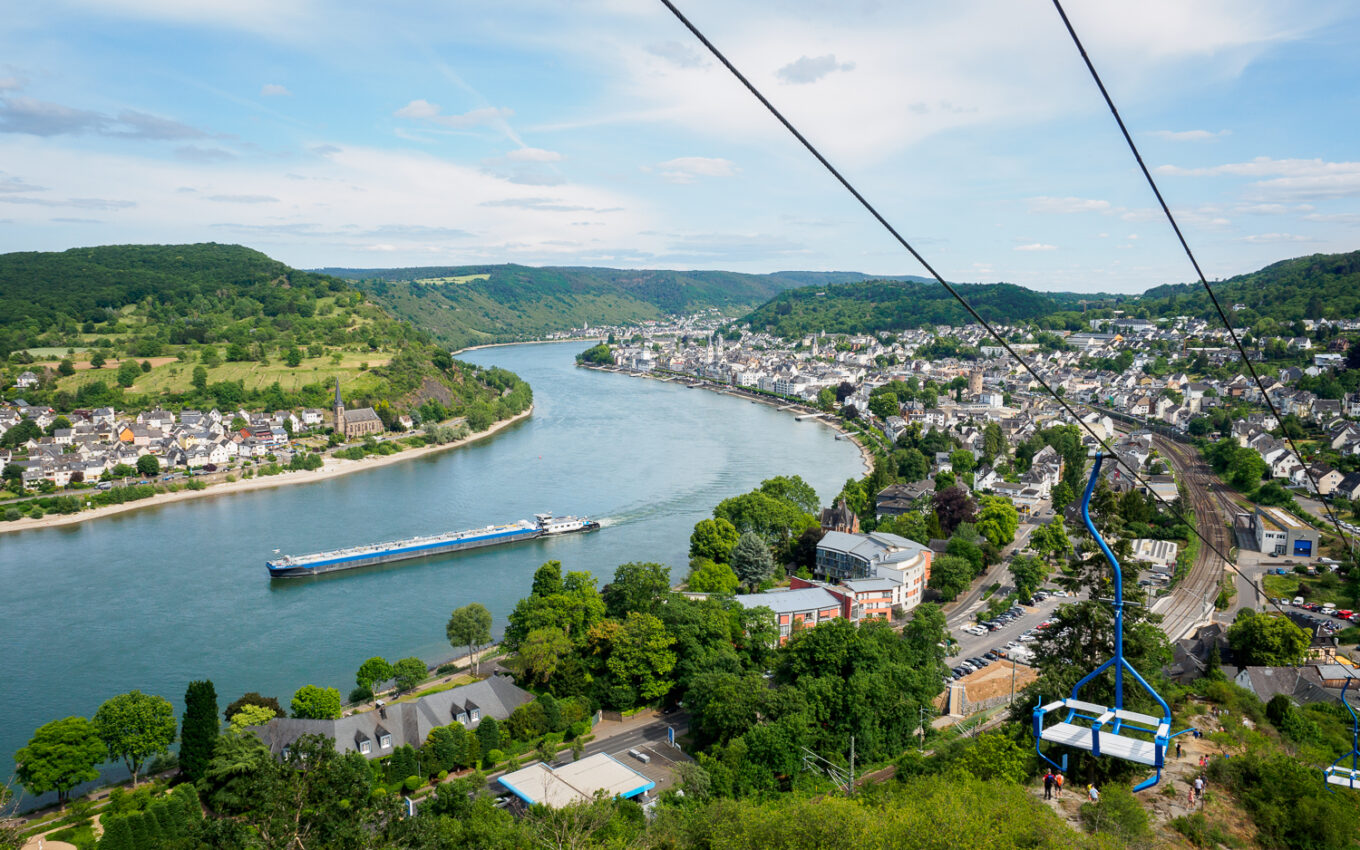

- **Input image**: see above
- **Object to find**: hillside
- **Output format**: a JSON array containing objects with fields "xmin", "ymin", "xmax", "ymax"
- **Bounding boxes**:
[
  {"xmin": 326, "ymin": 265, "xmax": 821, "ymax": 349},
  {"xmin": 1139, "ymin": 250, "xmax": 1360, "ymax": 323},
  {"xmin": 0, "ymin": 244, "xmax": 525, "ymax": 419},
  {"xmin": 743, "ymin": 279, "xmax": 1071, "ymax": 337}
]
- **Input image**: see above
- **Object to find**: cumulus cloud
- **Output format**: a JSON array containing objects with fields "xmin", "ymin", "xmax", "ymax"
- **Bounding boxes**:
[
  {"xmin": 505, "ymin": 147, "xmax": 562, "ymax": 163},
  {"xmin": 393, "ymin": 100, "xmax": 513, "ymax": 129},
  {"xmin": 1147, "ymin": 129, "xmax": 1230, "ymax": 141},
  {"xmin": 646, "ymin": 41, "xmax": 704, "ymax": 68},
  {"xmin": 260, "ymin": 83, "xmax": 291, "ymax": 96},
  {"xmin": 654, "ymin": 156, "xmax": 738, "ymax": 184},
  {"xmin": 775, "ymin": 54, "xmax": 856, "ymax": 85},
  {"xmin": 1014, "ymin": 243, "xmax": 1057, "ymax": 251}
]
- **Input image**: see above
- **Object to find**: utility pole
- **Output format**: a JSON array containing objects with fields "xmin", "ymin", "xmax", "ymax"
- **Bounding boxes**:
[{"xmin": 800, "ymin": 736, "xmax": 856, "ymax": 797}]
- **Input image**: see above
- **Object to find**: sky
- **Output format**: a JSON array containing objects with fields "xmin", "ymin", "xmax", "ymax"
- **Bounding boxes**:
[{"xmin": 1, "ymin": 0, "xmax": 1358, "ymax": 292}]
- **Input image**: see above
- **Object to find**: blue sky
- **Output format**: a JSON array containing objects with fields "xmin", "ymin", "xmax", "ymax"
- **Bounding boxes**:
[{"xmin": 1, "ymin": 0, "xmax": 1358, "ymax": 292}]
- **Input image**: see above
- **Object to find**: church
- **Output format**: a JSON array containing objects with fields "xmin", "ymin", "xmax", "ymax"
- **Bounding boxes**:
[{"xmin": 333, "ymin": 378, "xmax": 384, "ymax": 439}]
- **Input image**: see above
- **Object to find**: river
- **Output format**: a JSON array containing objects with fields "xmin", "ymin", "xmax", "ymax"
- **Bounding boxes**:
[{"xmin": 0, "ymin": 341, "xmax": 863, "ymax": 800}]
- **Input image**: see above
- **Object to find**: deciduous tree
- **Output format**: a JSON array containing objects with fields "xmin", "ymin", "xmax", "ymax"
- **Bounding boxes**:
[
  {"xmin": 93, "ymin": 691, "xmax": 176, "ymax": 787},
  {"xmin": 1227, "ymin": 609, "xmax": 1309, "ymax": 666},
  {"xmin": 928, "ymin": 554, "xmax": 973, "ymax": 602},
  {"xmin": 289, "ymin": 685, "xmax": 342, "ymax": 720},
  {"xmin": 602, "ymin": 561, "xmax": 672, "ymax": 618},
  {"xmin": 14, "ymin": 716, "xmax": 105, "ymax": 807},
  {"xmin": 392, "ymin": 657, "xmax": 428, "ymax": 693},
  {"xmin": 686, "ymin": 558, "xmax": 739, "ymax": 594},
  {"xmin": 689, "ymin": 517, "xmax": 740, "ymax": 563},
  {"xmin": 355, "ymin": 657, "xmax": 393, "ymax": 692},
  {"xmin": 446, "ymin": 603, "xmax": 493, "ymax": 674}
]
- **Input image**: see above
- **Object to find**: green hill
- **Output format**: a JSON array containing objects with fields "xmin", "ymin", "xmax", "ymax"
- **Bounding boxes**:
[
  {"xmin": 743, "ymin": 280, "xmax": 1071, "ymax": 337},
  {"xmin": 0, "ymin": 244, "xmax": 526, "ymax": 420},
  {"xmin": 326, "ymin": 265, "xmax": 824, "ymax": 349},
  {"xmin": 1138, "ymin": 250, "xmax": 1360, "ymax": 323}
]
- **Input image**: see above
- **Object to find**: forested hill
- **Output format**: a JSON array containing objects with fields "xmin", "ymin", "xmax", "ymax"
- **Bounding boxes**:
[
  {"xmin": 1138, "ymin": 250, "xmax": 1360, "ymax": 322},
  {"xmin": 328, "ymin": 265, "xmax": 875, "ymax": 349},
  {"xmin": 743, "ymin": 280, "xmax": 1071, "ymax": 337},
  {"xmin": 0, "ymin": 243, "xmax": 526, "ymax": 419}
]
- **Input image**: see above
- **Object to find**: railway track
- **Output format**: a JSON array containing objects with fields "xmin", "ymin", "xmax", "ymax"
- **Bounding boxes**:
[{"xmin": 1150, "ymin": 437, "xmax": 1237, "ymax": 641}]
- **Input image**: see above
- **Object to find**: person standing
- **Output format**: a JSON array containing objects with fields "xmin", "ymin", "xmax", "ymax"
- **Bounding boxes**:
[
  {"xmin": 1044, "ymin": 770, "xmax": 1054, "ymax": 800},
  {"xmin": 1194, "ymin": 776, "xmax": 1204, "ymax": 802},
  {"xmin": 1088, "ymin": 784, "xmax": 1100, "ymax": 803},
  {"xmin": 1055, "ymin": 771, "xmax": 1064, "ymax": 797},
  {"xmin": 1175, "ymin": 741, "xmax": 1182, "ymax": 759}
]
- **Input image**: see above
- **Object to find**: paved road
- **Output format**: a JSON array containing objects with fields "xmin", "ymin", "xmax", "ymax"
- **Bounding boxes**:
[{"xmin": 944, "ymin": 520, "xmax": 1040, "ymax": 629}]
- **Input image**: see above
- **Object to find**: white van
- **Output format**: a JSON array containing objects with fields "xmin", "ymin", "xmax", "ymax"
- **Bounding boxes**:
[{"xmin": 1294, "ymin": 597, "xmax": 1305, "ymax": 606}]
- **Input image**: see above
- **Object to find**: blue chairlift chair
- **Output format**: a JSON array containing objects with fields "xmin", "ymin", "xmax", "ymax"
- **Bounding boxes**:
[
  {"xmin": 1325, "ymin": 679, "xmax": 1360, "ymax": 791},
  {"xmin": 1033, "ymin": 453, "xmax": 1178, "ymax": 791}
]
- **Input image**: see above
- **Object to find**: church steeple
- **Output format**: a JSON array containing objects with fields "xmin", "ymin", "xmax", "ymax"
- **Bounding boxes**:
[{"xmin": 333, "ymin": 377, "xmax": 346, "ymax": 434}]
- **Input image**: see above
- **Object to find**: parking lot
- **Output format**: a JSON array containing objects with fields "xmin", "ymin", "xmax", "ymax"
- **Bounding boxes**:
[{"xmin": 944, "ymin": 588, "xmax": 1078, "ymax": 682}]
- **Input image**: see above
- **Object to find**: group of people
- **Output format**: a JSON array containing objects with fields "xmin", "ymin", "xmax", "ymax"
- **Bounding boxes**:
[
  {"xmin": 1188, "ymin": 773, "xmax": 1207, "ymax": 807},
  {"xmin": 1041, "ymin": 769, "xmax": 1065, "ymax": 799}
]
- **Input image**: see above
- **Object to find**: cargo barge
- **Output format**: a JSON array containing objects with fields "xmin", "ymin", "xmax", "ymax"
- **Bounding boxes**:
[{"xmin": 267, "ymin": 513, "xmax": 599, "ymax": 578}]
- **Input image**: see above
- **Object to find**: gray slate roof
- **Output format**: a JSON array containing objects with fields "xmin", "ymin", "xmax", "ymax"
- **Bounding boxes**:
[{"xmin": 254, "ymin": 673, "xmax": 533, "ymax": 759}]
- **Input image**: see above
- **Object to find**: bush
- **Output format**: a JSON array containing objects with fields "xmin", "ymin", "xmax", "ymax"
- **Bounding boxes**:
[
  {"xmin": 435, "ymin": 662, "xmax": 465, "ymax": 676},
  {"xmin": 349, "ymin": 686, "xmax": 373, "ymax": 704},
  {"xmin": 484, "ymin": 748, "xmax": 504, "ymax": 768},
  {"xmin": 1078, "ymin": 784, "xmax": 1150, "ymax": 846},
  {"xmin": 1172, "ymin": 812, "xmax": 1238, "ymax": 848},
  {"xmin": 3, "ymin": 508, "xmax": 19, "ymax": 521},
  {"xmin": 402, "ymin": 775, "xmax": 422, "ymax": 792},
  {"xmin": 437, "ymin": 769, "xmax": 448, "ymax": 781}
]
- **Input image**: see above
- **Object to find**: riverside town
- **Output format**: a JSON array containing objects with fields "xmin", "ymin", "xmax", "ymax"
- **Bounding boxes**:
[{"xmin": 6, "ymin": 3, "xmax": 1360, "ymax": 850}]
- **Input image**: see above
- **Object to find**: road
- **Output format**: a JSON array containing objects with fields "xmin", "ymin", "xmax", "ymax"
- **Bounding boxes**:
[
  {"xmin": 1151, "ymin": 437, "xmax": 1239, "ymax": 641},
  {"xmin": 944, "ymin": 520, "xmax": 1039, "ymax": 629}
]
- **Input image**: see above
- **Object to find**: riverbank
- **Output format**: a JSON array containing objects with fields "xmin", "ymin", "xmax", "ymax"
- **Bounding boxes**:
[
  {"xmin": 453, "ymin": 337, "xmax": 602, "ymax": 357},
  {"xmin": 582, "ymin": 364, "xmax": 875, "ymax": 475},
  {"xmin": 0, "ymin": 406, "xmax": 534, "ymax": 535}
]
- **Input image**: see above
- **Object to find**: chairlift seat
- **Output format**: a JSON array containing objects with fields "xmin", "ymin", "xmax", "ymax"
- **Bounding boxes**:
[{"xmin": 1325, "ymin": 766, "xmax": 1360, "ymax": 788}]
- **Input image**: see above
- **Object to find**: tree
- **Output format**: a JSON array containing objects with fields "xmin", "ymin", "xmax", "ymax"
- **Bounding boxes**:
[
  {"xmin": 355, "ymin": 657, "xmax": 393, "ymax": 693},
  {"xmin": 730, "ymin": 532, "xmax": 774, "ymax": 591},
  {"xmin": 116, "ymin": 359, "xmax": 141, "ymax": 388},
  {"xmin": 1227, "ymin": 609, "xmax": 1309, "ymax": 666},
  {"xmin": 599, "ymin": 612, "xmax": 677, "ymax": 705},
  {"xmin": 89, "ymin": 351, "xmax": 106, "ymax": 368},
  {"xmin": 1009, "ymin": 554, "xmax": 1050, "ymax": 604},
  {"xmin": 950, "ymin": 732, "xmax": 1029, "ymax": 783},
  {"xmin": 285, "ymin": 347, "xmax": 303, "ymax": 367},
  {"xmin": 928, "ymin": 554, "xmax": 973, "ymax": 602},
  {"xmin": 290, "ymin": 685, "xmax": 342, "ymax": 720},
  {"xmin": 13, "ymin": 716, "xmax": 105, "ymax": 807},
  {"xmin": 92, "ymin": 691, "xmax": 176, "ymax": 787},
  {"xmin": 1030, "ymin": 520, "xmax": 1071, "ymax": 564},
  {"xmin": 686, "ymin": 558, "xmax": 739, "ymax": 594},
  {"xmin": 228, "ymin": 704, "xmax": 277, "ymax": 732},
  {"xmin": 518, "ymin": 627, "xmax": 573, "ymax": 686},
  {"xmin": 896, "ymin": 447, "xmax": 929, "ymax": 482},
  {"xmin": 179, "ymin": 680, "xmax": 219, "ymax": 784},
  {"xmin": 530, "ymin": 561, "xmax": 564, "ymax": 597},
  {"xmin": 983, "ymin": 422, "xmax": 1006, "ymax": 461},
  {"xmin": 975, "ymin": 495, "xmax": 1019, "ymax": 548},
  {"xmin": 475, "ymin": 716, "xmax": 502, "ymax": 759},
  {"xmin": 392, "ymin": 657, "xmax": 427, "ymax": 693},
  {"xmin": 223, "ymin": 692, "xmax": 281, "ymax": 723},
  {"xmin": 191, "ymin": 365, "xmax": 208, "ymax": 391},
  {"xmin": 949, "ymin": 449, "xmax": 976, "ymax": 476},
  {"xmin": 690, "ymin": 517, "xmax": 740, "ymax": 563},
  {"xmin": 58, "ymin": 358, "xmax": 75, "ymax": 376},
  {"xmin": 932, "ymin": 486, "xmax": 977, "ymax": 537},
  {"xmin": 135, "ymin": 454, "xmax": 159, "ymax": 477},
  {"xmin": 758, "ymin": 475, "xmax": 820, "ymax": 515},
  {"xmin": 447, "ymin": 603, "xmax": 493, "ymax": 674},
  {"xmin": 603, "ymin": 561, "xmax": 672, "ymax": 617}
]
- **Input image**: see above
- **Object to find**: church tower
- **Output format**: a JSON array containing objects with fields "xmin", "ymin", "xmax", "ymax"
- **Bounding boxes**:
[{"xmin": 333, "ymin": 377, "xmax": 346, "ymax": 434}]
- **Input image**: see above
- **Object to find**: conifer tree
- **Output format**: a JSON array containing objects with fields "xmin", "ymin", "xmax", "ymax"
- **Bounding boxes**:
[
  {"xmin": 97, "ymin": 814, "xmax": 134, "ymax": 850},
  {"xmin": 126, "ymin": 811, "xmax": 156, "ymax": 850},
  {"xmin": 179, "ymin": 680, "xmax": 219, "ymax": 783}
]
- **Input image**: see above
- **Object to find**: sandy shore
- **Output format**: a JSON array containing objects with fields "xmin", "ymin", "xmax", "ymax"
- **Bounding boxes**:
[
  {"xmin": 452, "ymin": 337, "xmax": 602, "ymax": 356},
  {"xmin": 0, "ymin": 406, "xmax": 533, "ymax": 535},
  {"xmin": 584, "ymin": 365, "xmax": 875, "ymax": 475}
]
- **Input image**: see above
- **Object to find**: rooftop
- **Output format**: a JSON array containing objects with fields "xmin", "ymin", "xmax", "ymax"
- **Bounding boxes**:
[{"xmin": 498, "ymin": 753, "xmax": 654, "ymax": 807}]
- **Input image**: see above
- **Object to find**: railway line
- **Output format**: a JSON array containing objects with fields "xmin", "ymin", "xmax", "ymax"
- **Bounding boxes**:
[{"xmin": 1150, "ymin": 437, "xmax": 1238, "ymax": 641}]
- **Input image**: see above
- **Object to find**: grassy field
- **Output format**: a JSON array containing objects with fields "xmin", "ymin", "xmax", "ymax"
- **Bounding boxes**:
[
  {"xmin": 1261, "ymin": 571, "xmax": 1351, "ymax": 607},
  {"xmin": 50, "ymin": 348, "xmax": 393, "ymax": 397},
  {"xmin": 415, "ymin": 274, "xmax": 491, "ymax": 285}
]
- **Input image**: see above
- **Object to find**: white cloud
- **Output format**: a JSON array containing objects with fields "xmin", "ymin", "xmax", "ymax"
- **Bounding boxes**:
[
  {"xmin": 393, "ymin": 100, "xmax": 513, "ymax": 130},
  {"xmin": 1014, "ymin": 243, "xmax": 1056, "ymax": 251},
  {"xmin": 776, "ymin": 54, "xmax": 855, "ymax": 85},
  {"xmin": 646, "ymin": 41, "xmax": 704, "ymax": 68},
  {"xmin": 1242, "ymin": 232, "xmax": 1312, "ymax": 243},
  {"xmin": 1157, "ymin": 156, "xmax": 1360, "ymax": 201},
  {"xmin": 1147, "ymin": 129, "xmax": 1230, "ymax": 141},
  {"xmin": 505, "ymin": 147, "xmax": 562, "ymax": 163},
  {"xmin": 654, "ymin": 156, "xmax": 738, "ymax": 183},
  {"xmin": 260, "ymin": 83, "xmax": 291, "ymax": 97}
]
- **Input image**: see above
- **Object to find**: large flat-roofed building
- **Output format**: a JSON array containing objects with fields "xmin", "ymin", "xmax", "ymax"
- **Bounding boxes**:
[
  {"xmin": 498, "ymin": 753, "xmax": 655, "ymax": 807},
  {"xmin": 814, "ymin": 531, "xmax": 932, "ymax": 585},
  {"xmin": 734, "ymin": 586, "xmax": 844, "ymax": 643},
  {"xmin": 1253, "ymin": 505, "xmax": 1320, "ymax": 558}
]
